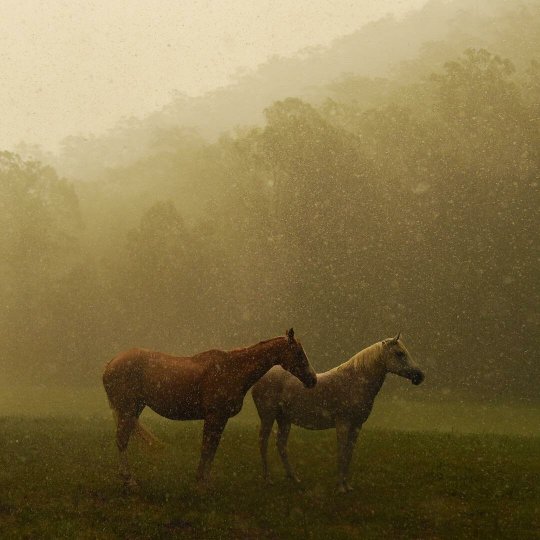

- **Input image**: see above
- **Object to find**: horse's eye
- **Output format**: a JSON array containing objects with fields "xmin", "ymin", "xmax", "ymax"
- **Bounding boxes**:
[{"xmin": 396, "ymin": 351, "xmax": 405, "ymax": 358}]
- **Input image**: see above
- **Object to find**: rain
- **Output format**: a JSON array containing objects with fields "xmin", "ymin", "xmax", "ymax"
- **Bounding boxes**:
[{"xmin": 0, "ymin": 0, "xmax": 538, "ymax": 537}]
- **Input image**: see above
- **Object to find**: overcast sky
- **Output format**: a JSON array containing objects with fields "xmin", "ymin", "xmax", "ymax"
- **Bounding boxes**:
[{"xmin": 0, "ymin": 0, "xmax": 429, "ymax": 151}]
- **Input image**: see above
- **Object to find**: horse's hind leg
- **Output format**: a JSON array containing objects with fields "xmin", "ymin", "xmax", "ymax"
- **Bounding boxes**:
[
  {"xmin": 115, "ymin": 409, "xmax": 140, "ymax": 489},
  {"xmin": 276, "ymin": 416, "xmax": 300, "ymax": 483},
  {"xmin": 258, "ymin": 417, "xmax": 274, "ymax": 484}
]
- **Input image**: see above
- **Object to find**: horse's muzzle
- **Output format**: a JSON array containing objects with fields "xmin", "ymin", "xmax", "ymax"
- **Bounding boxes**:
[
  {"xmin": 411, "ymin": 370, "xmax": 425, "ymax": 386},
  {"xmin": 304, "ymin": 374, "xmax": 317, "ymax": 389}
]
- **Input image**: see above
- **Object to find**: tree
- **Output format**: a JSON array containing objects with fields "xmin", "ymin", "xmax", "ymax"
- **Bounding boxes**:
[
  {"xmin": 113, "ymin": 200, "xmax": 239, "ymax": 352},
  {"xmin": 0, "ymin": 152, "xmax": 81, "ymax": 376}
]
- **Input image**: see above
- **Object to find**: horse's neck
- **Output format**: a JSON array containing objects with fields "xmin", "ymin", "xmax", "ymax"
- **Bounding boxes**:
[
  {"xmin": 340, "ymin": 347, "xmax": 387, "ymax": 398},
  {"xmin": 228, "ymin": 339, "xmax": 283, "ymax": 392}
]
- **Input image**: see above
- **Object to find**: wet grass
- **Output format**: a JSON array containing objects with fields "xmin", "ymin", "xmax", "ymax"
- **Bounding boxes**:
[
  {"xmin": 0, "ymin": 416, "xmax": 538, "ymax": 539},
  {"xmin": 1, "ymin": 383, "xmax": 540, "ymax": 437}
]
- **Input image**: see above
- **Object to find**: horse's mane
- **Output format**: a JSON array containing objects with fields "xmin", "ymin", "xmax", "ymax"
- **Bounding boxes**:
[
  {"xmin": 228, "ymin": 336, "xmax": 285, "ymax": 353},
  {"xmin": 336, "ymin": 342, "xmax": 384, "ymax": 374}
]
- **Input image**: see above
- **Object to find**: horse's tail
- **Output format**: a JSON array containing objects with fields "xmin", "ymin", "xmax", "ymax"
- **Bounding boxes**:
[
  {"xmin": 110, "ymin": 408, "xmax": 165, "ymax": 451},
  {"xmin": 133, "ymin": 418, "xmax": 164, "ymax": 449},
  {"xmin": 103, "ymin": 349, "xmax": 164, "ymax": 451}
]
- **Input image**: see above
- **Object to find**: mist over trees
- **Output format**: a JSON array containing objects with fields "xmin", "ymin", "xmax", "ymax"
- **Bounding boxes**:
[{"xmin": 1, "ymin": 0, "xmax": 538, "ymax": 402}]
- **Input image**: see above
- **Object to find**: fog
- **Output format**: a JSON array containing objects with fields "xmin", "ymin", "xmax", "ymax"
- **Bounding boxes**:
[
  {"xmin": 0, "ymin": 0, "xmax": 540, "ymax": 538},
  {"xmin": 0, "ymin": 0, "xmax": 428, "ymax": 151},
  {"xmin": 0, "ymin": 1, "xmax": 539, "ymax": 535}
]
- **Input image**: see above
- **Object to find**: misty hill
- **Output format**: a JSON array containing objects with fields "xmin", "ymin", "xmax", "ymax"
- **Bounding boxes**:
[
  {"xmin": 2, "ymin": 0, "xmax": 538, "ymax": 402},
  {"xmin": 42, "ymin": 0, "xmax": 540, "ymax": 181}
]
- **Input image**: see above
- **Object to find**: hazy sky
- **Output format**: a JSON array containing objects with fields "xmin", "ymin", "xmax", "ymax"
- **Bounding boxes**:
[{"xmin": 0, "ymin": 0, "xmax": 429, "ymax": 151}]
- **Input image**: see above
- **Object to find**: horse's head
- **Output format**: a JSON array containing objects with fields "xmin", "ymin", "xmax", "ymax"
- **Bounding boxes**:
[
  {"xmin": 279, "ymin": 328, "xmax": 317, "ymax": 388},
  {"xmin": 383, "ymin": 333, "xmax": 424, "ymax": 385}
]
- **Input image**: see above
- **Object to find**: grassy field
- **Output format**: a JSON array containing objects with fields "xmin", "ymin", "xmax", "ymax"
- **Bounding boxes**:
[
  {"xmin": 1, "ymin": 383, "xmax": 540, "ymax": 436},
  {"xmin": 0, "ymin": 414, "xmax": 538, "ymax": 539}
]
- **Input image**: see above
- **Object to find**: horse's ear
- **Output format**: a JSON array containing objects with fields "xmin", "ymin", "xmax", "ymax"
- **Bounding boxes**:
[
  {"xmin": 286, "ymin": 328, "xmax": 295, "ymax": 342},
  {"xmin": 393, "ymin": 332, "xmax": 401, "ymax": 343}
]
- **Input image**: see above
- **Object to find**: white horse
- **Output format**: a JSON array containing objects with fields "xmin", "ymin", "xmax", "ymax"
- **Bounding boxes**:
[{"xmin": 251, "ymin": 333, "xmax": 425, "ymax": 493}]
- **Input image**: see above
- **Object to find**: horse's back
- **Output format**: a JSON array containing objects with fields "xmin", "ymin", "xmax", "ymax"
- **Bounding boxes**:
[
  {"xmin": 103, "ymin": 347, "xmax": 213, "ymax": 379},
  {"xmin": 103, "ymin": 347, "xmax": 146, "ymax": 378},
  {"xmin": 103, "ymin": 348, "xmax": 195, "ymax": 395}
]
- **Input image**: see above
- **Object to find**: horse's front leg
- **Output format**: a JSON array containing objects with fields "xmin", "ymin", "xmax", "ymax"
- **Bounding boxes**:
[
  {"xmin": 196, "ymin": 413, "xmax": 228, "ymax": 487},
  {"xmin": 276, "ymin": 416, "xmax": 300, "ymax": 483},
  {"xmin": 342, "ymin": 424, "xmax": 361, "ymax": 492},
  {"xmin": 336, "ymin": 418, "xmax": 358, "ymax": 493}
]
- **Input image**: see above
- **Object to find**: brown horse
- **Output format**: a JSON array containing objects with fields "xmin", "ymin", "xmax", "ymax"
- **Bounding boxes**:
[{"xmin": 103, "ymin": 328, "xmax": 316, "ymax": 488}]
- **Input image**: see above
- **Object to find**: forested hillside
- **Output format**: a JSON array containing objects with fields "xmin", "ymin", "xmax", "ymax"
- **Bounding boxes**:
[
  {"xmin": 1, "ymin": 0, "xmax": 538, "ymax": 402},
  {"xmin": 36, "ymin": 0, "xmax": 540, "ymax": 180}
]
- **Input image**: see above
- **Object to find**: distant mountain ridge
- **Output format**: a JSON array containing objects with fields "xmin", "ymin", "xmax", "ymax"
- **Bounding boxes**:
[{"xmin": 38, "ymin": 0, "xmax": 539, "ymax": 180}]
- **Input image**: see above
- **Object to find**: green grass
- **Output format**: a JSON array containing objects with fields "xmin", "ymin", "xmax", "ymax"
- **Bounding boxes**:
[
  {"xmin": 0, "ymin": 416, "xmax": 538, "ymax": 539},
  {"xmin": 1, "ymin": 383, "xmax": 539, "ymax": 437}
]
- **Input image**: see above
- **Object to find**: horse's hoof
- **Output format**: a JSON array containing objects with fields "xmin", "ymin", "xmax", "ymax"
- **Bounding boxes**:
[
  {"xmin": 263, "ymin": 476, "xmax": 274, "ymax": 486},
  {"xmin": 288, "ymin": 475, "xmax": 301, "ymax": 484},
  {"xmin": 122, "ymin": 478, "xmax": 139, "ymax": 494},
  {"xmin": 337, "ymin": 484, "xmax": 347, "ymax": 494},
  {"xmin": 346, "ymin": 483, "xmax": 354, "ymax": 492},
  {"xmin": 195, "ymin": 480, "xmax": 211, "ymax": 495}
]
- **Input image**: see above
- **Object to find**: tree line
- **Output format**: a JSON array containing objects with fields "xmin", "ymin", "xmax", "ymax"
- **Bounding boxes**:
[{"xmin": 1, "ymin": 48, "xmax": 538, "ymax": 401}]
